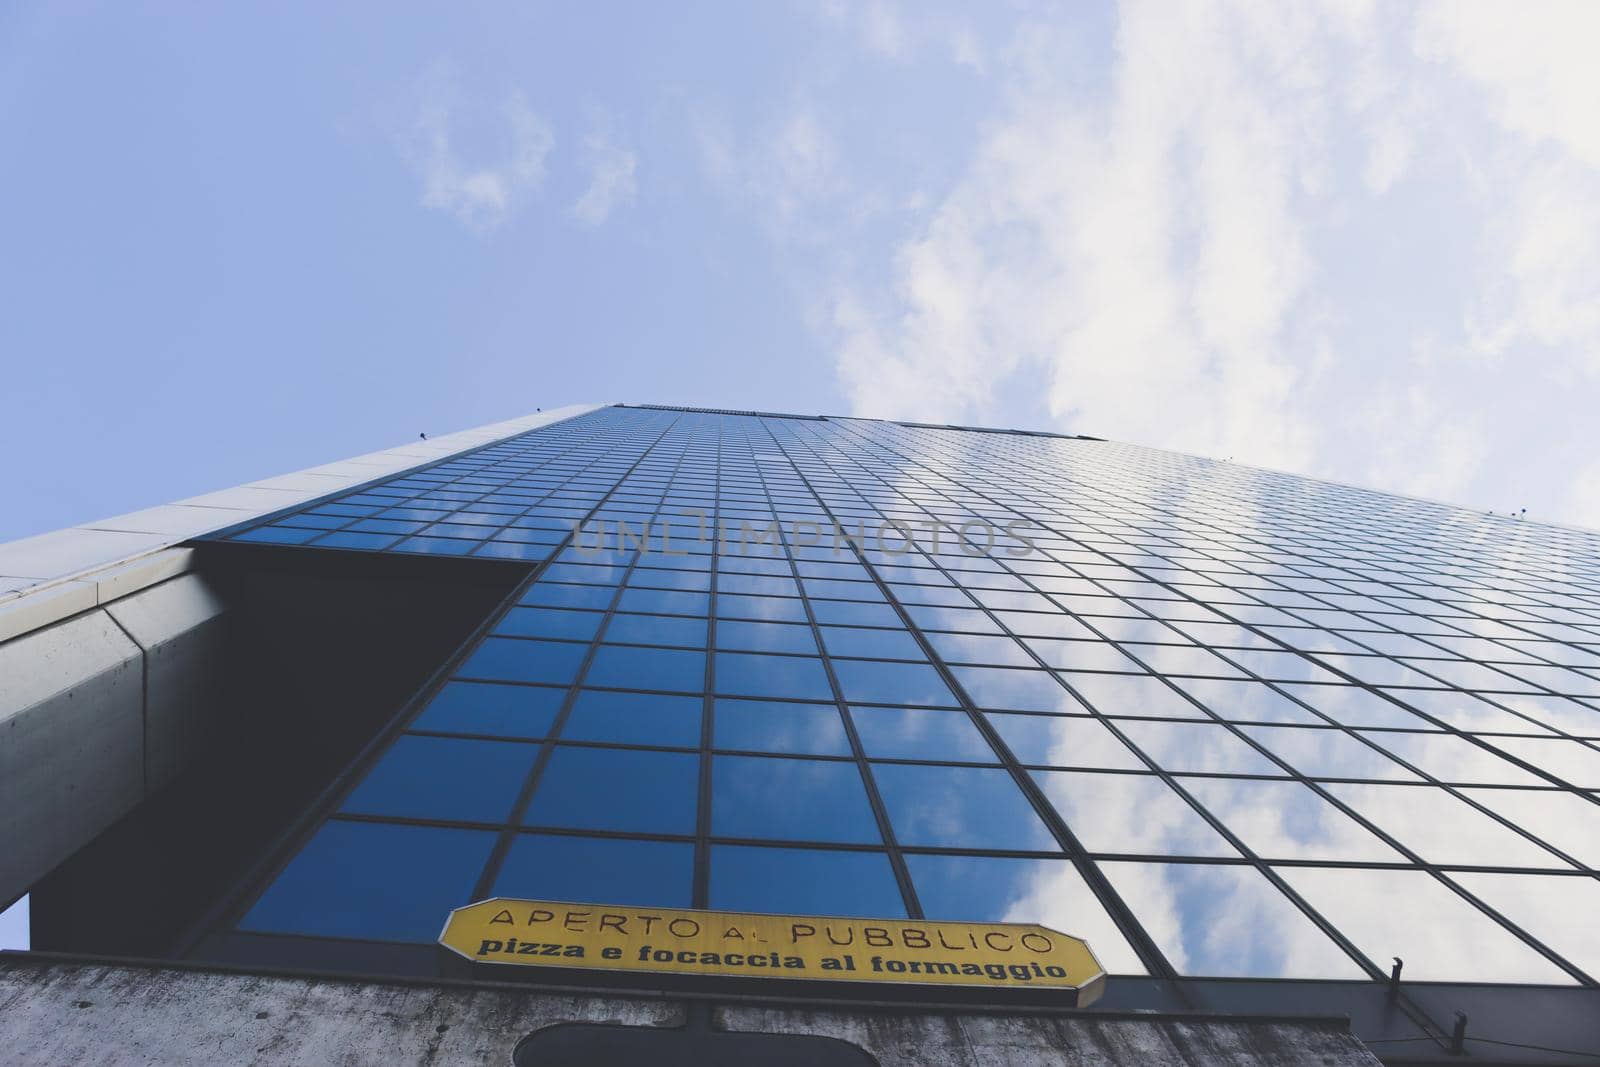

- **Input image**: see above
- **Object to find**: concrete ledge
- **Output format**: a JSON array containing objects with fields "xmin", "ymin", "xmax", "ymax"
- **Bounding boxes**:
[
  {"xmin": 0, "ymin": 614, "xmax": 144, "ymax": 904},
  {"xmin": 0, "ymin": 403, "xmax": 602, "ymax": 611},
  {"xmin": 0, "ymin": 957, "xmax": 679, "ymax": 1067},
  {"xmin": 0, "ymin": 571, "xmax": 235, "ymax": 906},
  {"xmin": 0, "ymin": 956, "xmax": 1383, "ymax": 1066}
]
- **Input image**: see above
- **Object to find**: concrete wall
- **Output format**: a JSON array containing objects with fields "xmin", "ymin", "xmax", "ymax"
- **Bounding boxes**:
[
  {"xmin": 0, "ymin": 405, "xmax": 600, "ymax": 913},
  {"xmin": 0, "ymin": 958, "xmax": 1381, "ymax": 1067},
  {"xmin": 0, "ymin": 565, "xmax": 231, "ymax": 909}
]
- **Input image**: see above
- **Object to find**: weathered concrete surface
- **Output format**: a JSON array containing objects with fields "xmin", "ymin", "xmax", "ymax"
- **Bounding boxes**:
[
  {"xmin": 0, "ymin": 613, "xmax": 144, "ymax": 905},
  {"xmin": 0, "ymin": 959, "xmax": 680, "ymax": 1067},
  {"xmin": 721, "ymin": 1004, "xmax": 1383, "ymax": 1066},
  {"xmin": 0, "ymin": 958, "xmax": 1382, "ymax": 1067},
  {"xmin": 0, "ymin": 573, "xmax": 235, "ymax": 908}
]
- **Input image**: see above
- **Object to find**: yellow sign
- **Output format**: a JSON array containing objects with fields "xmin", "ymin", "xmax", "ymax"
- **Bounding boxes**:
[{"xmin": 439, "ymin": 898, "xmax": 1105, "ymax": 1004}]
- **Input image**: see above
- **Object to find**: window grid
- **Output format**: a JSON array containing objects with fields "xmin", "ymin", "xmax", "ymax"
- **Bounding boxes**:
[{"xmin": 203, "ymin": 406, "xmax": 1600, "ymax": 992}]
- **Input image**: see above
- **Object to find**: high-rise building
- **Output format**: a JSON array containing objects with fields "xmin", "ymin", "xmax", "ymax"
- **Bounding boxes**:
[{"xmin": 3, "ymin": 404, "xmax": 1597, "ymax": 1064}]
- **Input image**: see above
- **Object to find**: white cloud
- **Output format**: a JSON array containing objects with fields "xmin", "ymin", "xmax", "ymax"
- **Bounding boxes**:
[
  {"xmin": 815, "ymin": 0, "xmax": 1600, "ymax": 521},
  {"xmin": 816, "ymin": 0, "xmax": 984, "ymax": 68},
  {"xmin": 402, "ymin": 64, "xmax": 554, "ymax": 233},
  {"xmin": 697, "ymin": 107, "xmax": 853, "ymax": 241},
  {"xmin": 1561, "ymin": 460, "xmax": 1600, "ymax": 533},
  {"xmin": 831, "ymin": 2, "xmax": 1362, "ymax": 470},
  {"xmin": 572, "ymin": 129, "xmax": 638, "ymax": 226}
]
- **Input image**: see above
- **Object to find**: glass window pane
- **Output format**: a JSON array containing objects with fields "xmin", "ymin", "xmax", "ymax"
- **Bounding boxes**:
[
  {"xmin": 586, "ymin": 646, "xmax": 707, "ymax": 693},
  {"xmin": 521, "ymin": 583, "xmax": 615, "ymax": 611},
  {"xmin": 1171, "ymin": 679, "xmax": 1324, "ymax": 725},
  {"xmin": 1181, "ymin": 778, "xmax": 1405, "ymax": 862},
  {"xmin": 492, "ymin": 607, "xmax": 604, "ymax": 641},
  {"xmin": 714, "ymin": 653, "xmax": 834, "ymax": 700},
  {"xmin": 603, "ymin": 613, "xmax": 708, "ymax": 648},
  {"xmin": 525, "ymin": 747, "xmax": 699, "ymax": 834},
  {"xmin": 1357, "ymin": 731, "xmax": 1546, "ymax": 786},
  {"xmin": 850, "ymin": 707, "xmax": 997, "ymax": 762},
  {"xmin": 560, "ymin": 690, "xmax": 702, "ymax": 748},
  {"xmin": 412, "ymin": 681, "xmax": 563, "ymax": 738},
  {"xmin": 820, "ymin": 626, "xmax": 926, "ymax": 660},
  {"xmin": 874, "ymin": 765, "xmax": 1057, "ymax": 850},
  {"xmin": 713, "ymin": 756, "xmax": 882, "ymax": 844},
  {"xmin": 927, "ymin": 632, "xmax": 1036, "ymax": 668},
  {"xmin": 716, "ymin": 620, "xmax": 818, "ymax": 655},
  {"xmin": 459, "ymin": 638, "xmax": 589, "ymax": 686},
  {"xmin": 1033, "ymin": 771, "xmax": 1239, "ymax": 857},
  {"xmin": 341, "ymin": 736, "xmax": 534, "ymax": 823},
  {"xmin": 1237, "ymin": 725, "xmax": 1417, "ymax": 781},
  {"xmin": 713, "ymin": 699, "xmax": 852, "ymax": 756},
  {"xmin": 1460, "ymin": 787, "xmax": 1600, "ymax": 867},
  {"xmin": 907, "ymin": 855, "xmax": 1145, "ymax": 975},
  {"xmin": 952, "ymin": 666, "xmax": 1080, "ymax": 713},
  {"xmin": 832, "ymin": 660, "xmax": 959, "ymax": 707},
  {"xmin": 1480, "ymin": 737, "xmax": 1600, "ymax": 787},
  {"xmin": 1449, "ymin": 873, "xmax": 1600, "ymax": 979},
  {"xmin": 1277, "ymin": 866, "xmax": 1572, "ymax": 983},
  {"xmin": 1323, "ymin": 783, "xmax": 1571, "ymax": 868},
  {"xmin": 1113, "ymin": 721, "xmax": 1285, "ymax": 775},
  {"xmin": 1277, "ymin": 684, "xmax": 1428, "ymax": 728},
  {"xmin": 240, "ymin": 821, "xmax": 495, "ymax": 942},
  {"xmin": 1024, "ymin": 640, "xmax": 1145, "ymax": 673},
  {"xmin": 1065, "ymin": 674, "xmax": 1205, "ymax": 719},
  {"xmin": 717, "ymin": 594, "xmax": 810, "ymax": 623},
  {"xmin": 493, "ymin": 833, "xmax": 694, "ymax": 908},
  {"xmin": 1099, "ymin": 862, "xmax": 1365, "ymax": 978},
  {"xmin": 711, "ymin": 846, "xmax": 906, "ymax": 918},
  {"xmin": 987, "ymin": 713, "xmax": 1146, "ymax": 769}
]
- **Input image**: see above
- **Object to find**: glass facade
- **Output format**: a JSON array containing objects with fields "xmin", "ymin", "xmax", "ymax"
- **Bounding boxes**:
[{"xmin": 211, "ymin": 405, "xmax": 1600, "ymax": 988}]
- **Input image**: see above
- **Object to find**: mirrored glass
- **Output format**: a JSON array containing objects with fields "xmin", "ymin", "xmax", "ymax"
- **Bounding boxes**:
[
  {"xmin": 1448, "ymin": 873, "xmax": 1600, "ymax": 979},
  {"xmin": 714, "ymin": 653, "xmax": 834, "ymax": 700},
  {"xmin": 985, "ymin": 713, "xmax": 1146, "ymax": 770},
  {"xmin": 492, "ymin": 607, "xmax": 603, "ymax": 642},
  {"xmin": 1237, "ymin": 725, "xmax": 1417, "ymax": 780},
  {"xmin": 906, "ymin": 855, "xmax": 1145, "ymax": 975},
  {"xmin": 413, "ymin": 681, "xmax": 564, "ymax": 739},
  {"xmin": 1171, "ymin": 679, "xmax": 1323, "ymax": 725},
  {"xmin": 525, "ymin": 747, "xmax": 699, "ymax": 835},
  {"xmin": 459, "ymin": 638, "xmax": 589, "ymax": 686},
  {"xmin": 850, "ymin": 707, "xmax": 997, "ymax": 762},
  {"xmin": 1033, "ymin": 771, "xmax": 1239, "ymax": 857},
  {"xmin": 1063, "ymin": 674, "xmax": 1205, "ymax": 720},
  {"xmin": 1460, "ymin": 787, "xmax": 1600, "ymax": 867},
  {"xmin": 341, "ymin": 736, "xmax": 535, "ymax": 823},
  {"xmin": 1181, "ymin": 778, "xmax": 1405, "ymax": 862},
  {"xmin": 716, "ymin": 620, "xmax": 818, "ymax": 655},
  {"xmin": 1098, "ymin": 862, "xmax": 1365, "ymax": 978},
  {"xmin": 952, "ymin": 667, "xmax": 1080, "ymax": 713},
  {"xmin": 710, "ymin": 846, "xmax": 906, "ymax": 917},
  {"xmin": 1113, "ymin": 721, "xmax": 1285, "ymax": 775},
  {"xmin": 1324, "ymin": 783, "xmax": 1569, "ymax": 867},
  {"xmin": 560, "ymin": 690, "xmax": 702, "ymax": 748},
  {"xmin": 240, "ymin": 821, "xmax": 495, "ymax": 942},
  {"xmin": 713, "ymin": 699, "xmax": 852, "ymax": 756},
  {"xmin": 494, "ymin": 834, "xmax": 694, "ymax": 908},
  {"xmin": 1277, "ymin": 866, "xmax": 1572, "ymax": 983},
  {"xmin": 926, "ymin": 632, "xmax": 1036, "ymax": 668},
  {"xmin": 873, "ymin": 765, "xmax": 1058, "ymax": 850},
  {"xmin": 712, "ymin": 756, "xmax": 882, "ymax": 844},
  {"xmin": 1357, "ymin": 731, "xmax": 1546, "ymax": 785},
  {"xmin": 820, "ymin": 626, "xmax": 927, "ymax": 660},
  {"xmin": 1479, "ymin": 737, "xmax": 1600, "ymax": 787},
  {"xmin": 833, "ymin": 660, "xmax": 959, "ymax": 707}
]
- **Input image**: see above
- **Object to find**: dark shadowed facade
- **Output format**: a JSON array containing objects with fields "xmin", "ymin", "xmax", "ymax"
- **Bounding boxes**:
[{"xmin": 2, "ymin": 404, "xmax": 1597, "ymax": 1064}]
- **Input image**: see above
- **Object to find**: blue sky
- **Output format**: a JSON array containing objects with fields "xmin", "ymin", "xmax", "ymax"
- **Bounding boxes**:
[{"xmin": 3, "ymin": 0, "xmax": 1599, "ymax": 545}]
